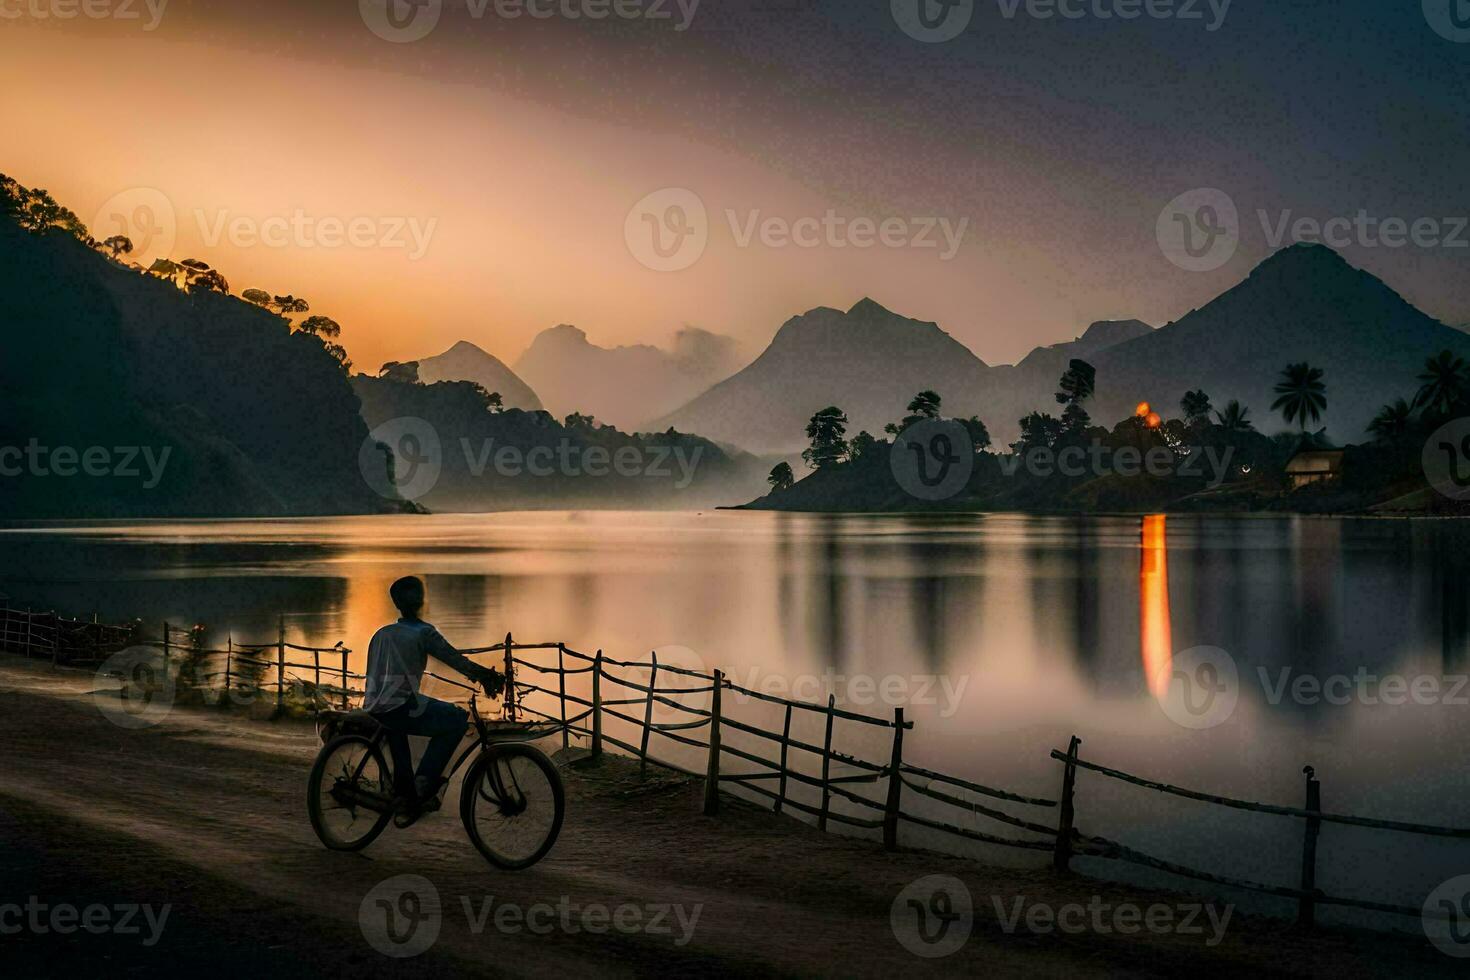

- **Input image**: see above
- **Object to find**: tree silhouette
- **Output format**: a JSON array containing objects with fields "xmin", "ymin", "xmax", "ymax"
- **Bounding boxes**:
[
  {"xmin": 379, "ymin": 361, "xmax": 422, "ymax": 384},
  {"xmin": 298, "ymin": 315, "xmax": 341, "ymax": 338},
  {"xmin": 323, "ymin": 342, "xmax": 352, "ymax": 374},
  {"xmin": 1214, "ymin": 400, "xmax": 1254, "ymax": 432},
  {"xmin": 188, "ymin": 269, "xmax": 230, "ymax": 294},
  {"xmin": 1180, "ymin": 389, "xmax": 1213, "ymax": 429},
  {"xmin": 146, "ymin": 258, "xmax": 185, "ymax": 282},
  {"xmin": 959, "ymin": 416, "xmax": 991, "ymax": 453},
  {"xmin": 1055, "ymin": 359, "xmax": 1096, "ymax": 431},
  {"xmin": 565, "ymin": 412, "xmax": 598, "ymax": 430},
  {"xmin": 1413, "ymin": 350, "xmax": 1470, "ymax": 420},
  {"xmin": 271, "ymin": 295, "xmax": 310, "ymax": 318},
  {"xmin": 1271, "ymin": 362, "xmax": 1327, "ymax": 431},
  {"xmin": 802, "ymin": 406, "xmax": 849, "ymax": 469},
  {"xmin": 1368, "ymin": 398, "xmax": 1413, "ymax": 444},
  {"xmin": 241, "ymin": 288, "xmax": 272, "ymax": 309},
  {"xmin": 848, "ymin": 430, "xmax": 879, "ymax": 461},
  {"xmin": 885, "ymin": 390, "xmax": 942, "ymax": 435},
  {"xmin": 767, "ymin": 461, "xmax": 795, "ymax": 492},
  {"xmin": 101, "ymin": 235, "xmax": 134, "ymax": 259},
  {"xmin": 1012, "ymin": 411, "xmax": 1063, "ymax": 453}
]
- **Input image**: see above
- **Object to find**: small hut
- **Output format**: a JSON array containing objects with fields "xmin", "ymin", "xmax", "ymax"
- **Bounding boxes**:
[{"xmin": 1286, "ymin": 448, "xmax": 1345, "ymax": 490}]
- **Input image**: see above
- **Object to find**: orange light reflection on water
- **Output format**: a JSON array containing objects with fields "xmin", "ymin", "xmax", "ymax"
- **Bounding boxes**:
[{"xmin": 1140, "ymin": 514, "xmax": 1173, "ymax": 697}]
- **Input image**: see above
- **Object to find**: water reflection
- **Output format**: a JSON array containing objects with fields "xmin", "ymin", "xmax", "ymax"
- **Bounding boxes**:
[{"xmin": 1140, "ymin": 514, "xmax": 1172, "ymax": 698}]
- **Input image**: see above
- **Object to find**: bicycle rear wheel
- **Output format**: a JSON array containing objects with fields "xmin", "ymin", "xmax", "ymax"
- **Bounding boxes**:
[
  {"xmin": 308, "ymin": 734, "xmax": 395, "ymax": 851},
  {"xmin": 459, "ymin": 743, "xmax": 565, "ymax": 870}
]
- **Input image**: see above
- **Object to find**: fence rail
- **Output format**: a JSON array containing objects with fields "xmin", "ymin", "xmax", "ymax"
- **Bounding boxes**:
[{"xmin": 1049, "ymin": 740, "xmax": 1470, "ymax": 925}]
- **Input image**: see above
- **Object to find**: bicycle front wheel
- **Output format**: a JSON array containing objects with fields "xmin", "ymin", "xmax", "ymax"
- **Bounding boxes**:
[
  {"xmin": 459, "ymin": 743, "xmax": 565, "ymax": 870},
  {"xmin": 308, "ymin": 734, "xmax": 394, "ymax": 851}
]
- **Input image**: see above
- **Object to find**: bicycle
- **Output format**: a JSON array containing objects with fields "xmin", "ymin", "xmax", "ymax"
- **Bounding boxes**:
[{"xmin": 307, "ymin": 693, "xmax": 565, "ymax": 870}]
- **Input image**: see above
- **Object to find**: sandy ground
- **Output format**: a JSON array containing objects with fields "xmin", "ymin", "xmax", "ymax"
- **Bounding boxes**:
[{"xmin": 0, "ymin": 654, "xmax": 1457, "ymax": 978}]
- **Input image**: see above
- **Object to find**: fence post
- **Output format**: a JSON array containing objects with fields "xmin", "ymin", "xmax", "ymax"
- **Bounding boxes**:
[
  {"xmin": 25, "ymin": 606, "xmax": 33, "ymax": 657},
  {"xmin": 1298, "ymin": 765, "xmax": 1321, "ymax": 927},
  {"xmin": 161, "ymin": 620, "xmax": 169, "ymax": 670},
  {"xmin": 883, "ymin": 707, "xmax": 906, "ymax": 851},
  {"xmin": 818, "ymin": 694, "xmax": 836, "ymax": 831},
  {"xmin": 774, "ymin": 703, "xmax": 793, "ymax": 814},
  {"xmin": 276, "ymin": 615, "xmax": 286, "ymax": 710},
  {"xmin": 504, "ymin": 632, "xmax": 517, "ymax": 722},
  {"xmin": 639, "ymin": 652, "xmax": 659, "ymax": 778},
  {"xmin": 557, "ymin": 643, "xmax": 569, "ymax": 750},
  {"xmin": 1054, "ymin": 735, "xmax": 1081, "ymax": 873},
  {"xmin": 591, "ymin": 650, "xmax": 603, "ymax": 760},
  {"xmin": 224, "ymin": 635, "xmax": 233, "ymax": 695},
  {"xmin": 341, "ymin": 646, "xmax": 350, "ymax": 710},
  {"xmin": 312, "ymin": 649, "xmax": 321, "ymax": 693},
  {"xmin": 703, "ymin": 669, "xmax": 723, "ymax": 816}
]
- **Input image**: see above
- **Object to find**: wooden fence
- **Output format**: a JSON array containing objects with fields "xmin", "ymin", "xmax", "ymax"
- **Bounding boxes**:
[
  {"xmin": 1050, "ymin": 738, "xmax": 1470, "ymax": 925},
  {"xmin": 5, "ymin": 602, "xmax": 1467, "ymax": 927}
]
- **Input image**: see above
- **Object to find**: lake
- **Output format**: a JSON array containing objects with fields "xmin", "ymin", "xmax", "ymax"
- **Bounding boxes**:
[{"xmin": 2, "ymin": 510, "xmax": 1467, "ymax": 928}]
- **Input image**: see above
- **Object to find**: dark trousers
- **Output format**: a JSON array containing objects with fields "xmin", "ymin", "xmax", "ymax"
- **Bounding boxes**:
[{"xmin": 372, "ymin": 695, "xmax": 469, "ymax": 798}]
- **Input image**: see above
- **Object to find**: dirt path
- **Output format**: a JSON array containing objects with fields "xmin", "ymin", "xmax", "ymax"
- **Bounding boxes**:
[{"xmin": 0, "ymin": 655, "xmax": 1453, "ymax": 978}]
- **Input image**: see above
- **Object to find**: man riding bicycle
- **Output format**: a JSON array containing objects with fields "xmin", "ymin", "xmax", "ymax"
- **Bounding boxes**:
[{"xmin": 363, "ymin": 575, "xmax": 504, "ymax": 827}]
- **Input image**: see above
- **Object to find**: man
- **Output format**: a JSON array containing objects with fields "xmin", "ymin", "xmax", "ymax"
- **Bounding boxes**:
[{"xmin": 364, "ymin": 575, "xmax": 504, "ymax": 826}]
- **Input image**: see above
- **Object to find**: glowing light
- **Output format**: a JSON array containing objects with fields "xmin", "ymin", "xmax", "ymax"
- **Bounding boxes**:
[
  {"xmin": 1135, "ymin": 402, "xmax": 1151, "ymax": 417},
  {"xmin": 1140, "ymin": 514, "xmax": 1173, "ymax": 698},
  {"xmin": 1145, "ymin": 412, "xmax": 1162, "ymax": 429}
]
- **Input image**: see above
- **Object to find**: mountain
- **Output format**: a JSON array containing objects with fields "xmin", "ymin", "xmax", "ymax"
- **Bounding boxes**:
[
  {"xmin": 0, "ymin": 200, "xmax": 394, "ymax": 518},
  {"xmin": 415, "ymin": 341, "xmax": 542, "ymax": 411},
  {"xmin": 654, "ymin": 299, "xmax": 991, "ymax": 454},
  {"xmin": 513, "ymin": 324, "xmax": 746, "ymax": 431},
  {"xmin": 1080, "ymin": 244, "xmax": 1470, "ymax": 441}
]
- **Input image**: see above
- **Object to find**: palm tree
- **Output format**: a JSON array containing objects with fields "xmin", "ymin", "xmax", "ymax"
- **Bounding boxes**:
[
  {"xmin": 1214, "ymin": 400, "xmax": 1254, "ymax": 432},
  {"xmin": 1180, "ymin": 389, "xmax": 1212, "ymax": 428},
  {"xmin": 1413, "ymin": 350, "xmax": 1470, "ymax": 420},
  {"xmin": 1368, "ymin": 398, "xmax": 1413, "ymax": 444},
  {"xmin": 1271, "ymin": 362, "xmax": 1327, "ymax": 431}
]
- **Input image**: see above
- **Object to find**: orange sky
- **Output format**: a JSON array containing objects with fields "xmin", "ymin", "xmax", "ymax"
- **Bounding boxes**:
[{"xmin": 5, "ymin": 7, "xmax": 1466, "ymax": 375}]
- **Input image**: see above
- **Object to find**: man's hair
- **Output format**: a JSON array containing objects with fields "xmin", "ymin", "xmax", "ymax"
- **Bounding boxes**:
[{"xmin": 389, "ymin": 576, "xmax": 426, "ymax": 617}]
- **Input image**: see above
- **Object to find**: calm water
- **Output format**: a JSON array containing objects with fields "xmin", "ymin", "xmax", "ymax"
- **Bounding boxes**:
[{"xmin": 2, "ymin": 511, "xmax": 1468, "ymax": 927}]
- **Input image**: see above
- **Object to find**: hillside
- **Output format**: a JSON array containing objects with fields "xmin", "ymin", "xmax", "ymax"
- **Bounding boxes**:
[
  {"xmin": 0, "ymin": 205, "xmax": 394, "ymax": 519},
  {"xmin": 416, "ymin": 340, "xmax": 542, "ymax": 411}
]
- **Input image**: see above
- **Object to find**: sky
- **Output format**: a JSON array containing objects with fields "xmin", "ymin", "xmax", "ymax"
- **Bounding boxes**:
[{"xmin": 3, "ymin": 0, "xmax": 1468, "ymax": 374}]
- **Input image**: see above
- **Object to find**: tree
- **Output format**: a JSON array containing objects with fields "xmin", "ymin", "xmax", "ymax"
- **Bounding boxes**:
[
  {"xmin": 1413, "ymin": 350, "xmax": 1470, "ymax": 420},
  {"xmin": 565, "ymin": 412, "xmax": 597, "ymax": 430},
  {"xmin": 885, "ymin": 390, "xmax": 943, "ymax": 436},
  {"xmin": 767, "ymin": 461, "xmax": 795, "ymax": 492},
  {"xmin": 101, "ymin": 235, "xmax": 133, "ymax": 259},
  {"xmin": 323, "ymin": 343, "xmax": 352, "ymax": 374},
  {"xmin": 146, "ymin": 258, "xmax": 185, "ymax": 282},
  {"xmin": 0, "ymin": 174, "xmax": 20, "ymax": 220},
  {"xmin": 271, "ymin": 294, "xmax": 310, "ymax": 318},
  {"xmin": 379, "ymin": 361, "xmax": 421, "ymax": 384},
  {"xmin": 241, "ymin": 288, "xmax": 273, "ymax": 309},
  {"xmin": 1011, "ymin": 411, "xmax": 1063, "ymax": 453},
  {"xmin": 1055, "ymin": 359, "xmax": 1096, "ymax": 431},
  {"xmin": 802, "ymin": 406, "xmax": 849, "ymax": 469},
  {"xmin": 188, "ymin": 269, "xmax": 230, "ymax": 294},
  {"xmin": 1271, "ymin": 362, "xmax": 1327, "ymax": 431},
  {"xmin": 1368, "ymin": 398, "xmax": 1414, "ymax": 444},
  {"xmin": 298, "ymin": 315, "xmax": 341, "ymax": 338},
  {"xmin": 1214, "ymin": 399, "xmax": 1254, "ymax": 432},
  {"xmin": 958, "ymin": 416, "xmax": 991, "ymax": 454},
  {"xmin": 1180, "ymin": 389, "xmax": 1213, "ymax": 429},
  {"xmin": 848, "ymin": 430, "xmax": 879, "ymax": 461}
]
